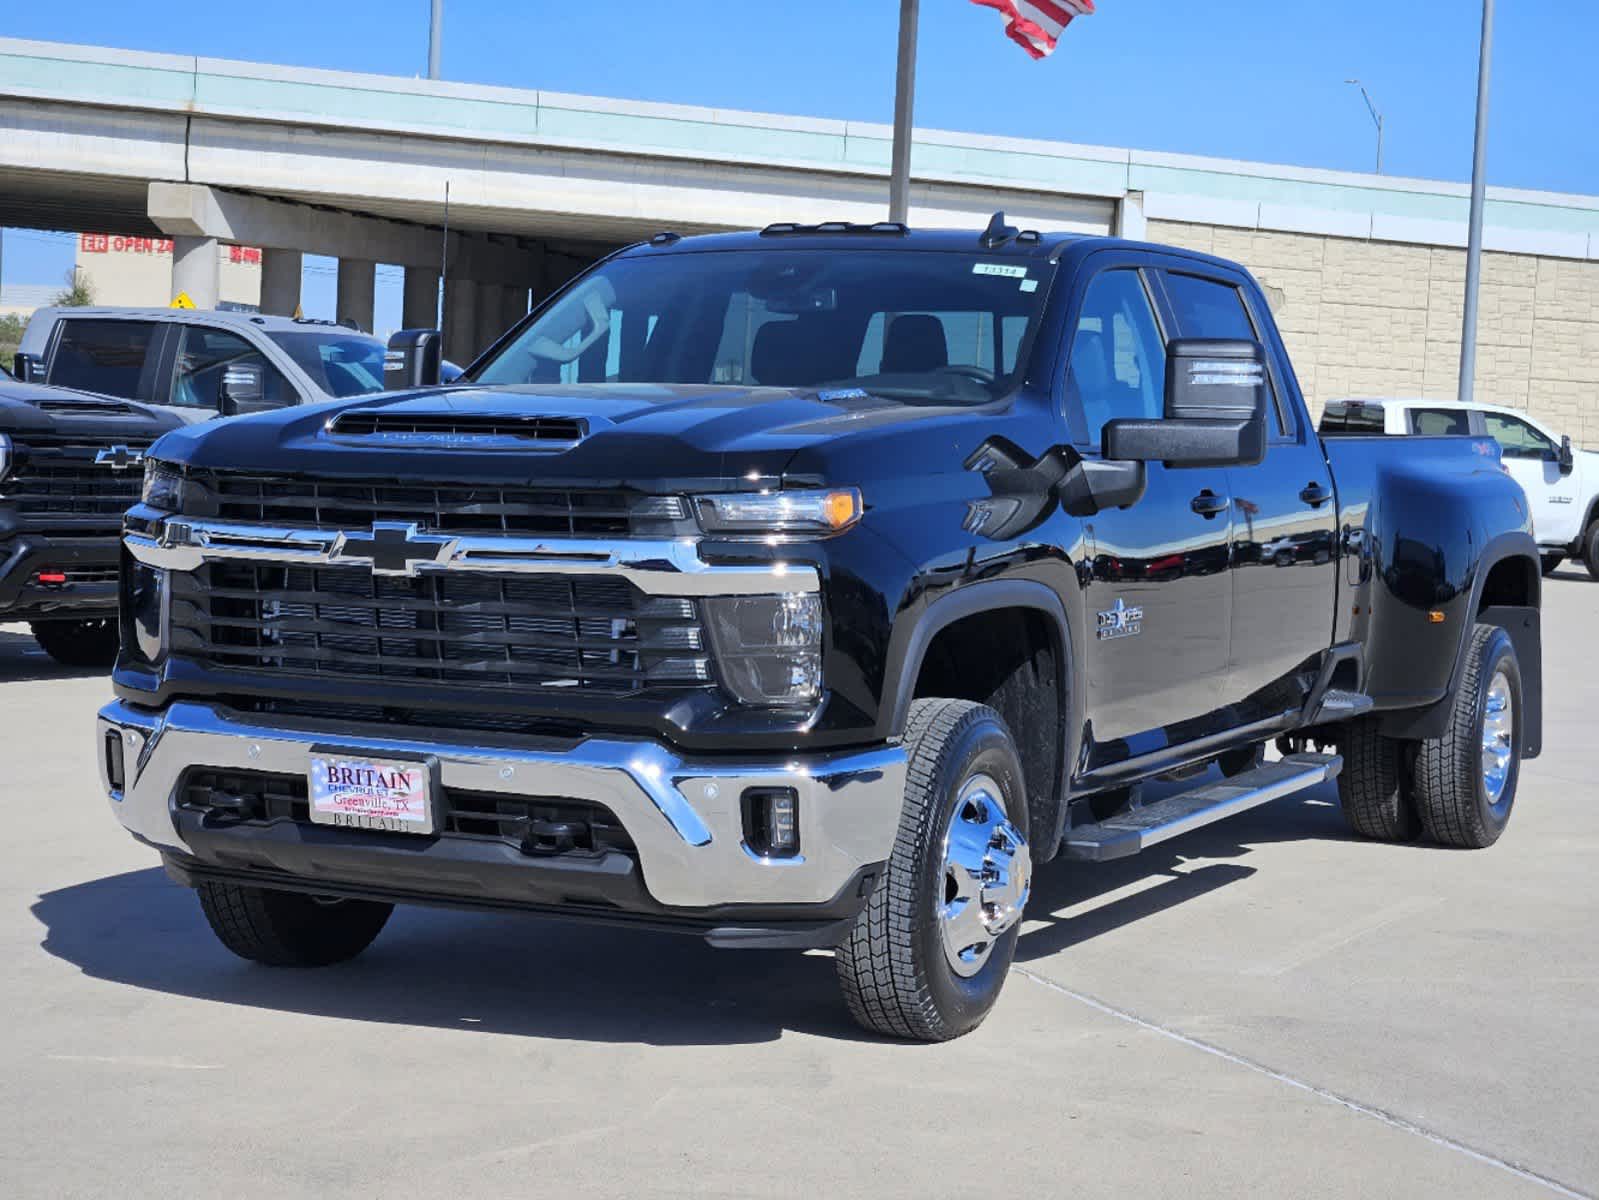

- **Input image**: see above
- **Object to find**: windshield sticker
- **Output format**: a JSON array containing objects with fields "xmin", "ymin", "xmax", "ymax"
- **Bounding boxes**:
[
  {"xmin": 1019, "ymin": 278, "xmax": 1039, "ymax": 293},
  {"xmin": 973, "ymin": 263, "xmax": 1029, "ymax": 279}
]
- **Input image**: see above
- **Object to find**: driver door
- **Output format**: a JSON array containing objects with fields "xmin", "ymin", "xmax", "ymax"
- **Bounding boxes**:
[
  {"xmin": 1064, "ymin": 259, "xmax": 1234, "ymax": 751},
  {"xmin": 1480, "ymin": 411, "xmax": 1578, "ymax": 545}
]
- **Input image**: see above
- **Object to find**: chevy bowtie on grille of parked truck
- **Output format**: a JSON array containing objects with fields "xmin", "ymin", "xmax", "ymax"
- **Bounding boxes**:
[
  {"xmin": 97, "ymin": 219, "xmax": 1543, "ymax": 1040},
  {"xmin": 1, "ymin": 378, "xmax": 182, "ymax": 666}
]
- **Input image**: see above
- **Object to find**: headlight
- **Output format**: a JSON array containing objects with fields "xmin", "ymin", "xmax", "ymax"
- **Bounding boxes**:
[
  {"xmin": 0, "ymin": 433, "xmax": 11, "ymax": 483},
  {"xmin": 703, "ymin": 593, "xmax": 824, "ymax": 707},
  {"xmin": 141, "ymin": 460, "xmax": 186, "ymax": 510},
  {"xmin": 695, "ymin": 488, "xmax": 861, "ymax": 536}
]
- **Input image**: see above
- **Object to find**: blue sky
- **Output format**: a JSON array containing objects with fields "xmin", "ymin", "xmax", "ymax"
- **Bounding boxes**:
[{"xmin": 5, "ymin": 0, "xmax": 1596, "ymax": 322}]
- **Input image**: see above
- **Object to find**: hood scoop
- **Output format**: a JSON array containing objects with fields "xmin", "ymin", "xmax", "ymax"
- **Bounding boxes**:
[
  {"xmin": 326, "ymin": 409, "xmax": 588, "ymax": 450},
  {"xmin": 35, "ymin": 398, "xmax": 137, "ymax": 416}
]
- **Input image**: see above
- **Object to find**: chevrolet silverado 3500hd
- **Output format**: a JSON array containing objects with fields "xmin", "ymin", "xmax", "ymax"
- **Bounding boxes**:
[{"xmin": 98, "ymin": 218, "xmax": 1541, "ymax": 1040}]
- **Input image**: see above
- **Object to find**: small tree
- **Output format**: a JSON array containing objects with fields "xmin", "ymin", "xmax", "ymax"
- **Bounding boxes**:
[
  {"xmin": 53, "ymin": 268, "xmax": 94, "ymax": 307},
  {"xmin": 0, "ymin": 313, "xmax": 25, "ymax": 369}
]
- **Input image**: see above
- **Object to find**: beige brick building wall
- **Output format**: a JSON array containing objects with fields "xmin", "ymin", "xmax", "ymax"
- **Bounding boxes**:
[{"xmin": 1148, "ymin": 219, "xmax": 1599, "ymax": 448}]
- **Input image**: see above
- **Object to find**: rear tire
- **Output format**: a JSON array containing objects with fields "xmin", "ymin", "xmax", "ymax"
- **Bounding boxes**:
[
  {"xmin": 1540, "ymin": 554, "xmax": 1565, "ymax": 577},
  {"xmin": 197, "ymin": 882, "xmax": 392, "ymax": 966},
  {"xmin": 835, "ymin": 699, "xmax": 1031, "ymax": 1042},
  {"xmin": 29, "ymin": 617, "xmax": 119, "ymax": 668},
  {"xmin": 1582, "ymin": 522, "xmax": 1599, "ymax": 581},
  {"xmin": 1337, "ymin": 717, "xmax": 1419, "ymax": 840},
  {"xmin": 1411, "ymin": 623, "xmax": 1522, "ymax": 849}
]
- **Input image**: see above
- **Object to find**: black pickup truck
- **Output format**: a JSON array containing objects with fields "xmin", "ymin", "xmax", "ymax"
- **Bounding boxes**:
[
  {"xmin": 2, "ymin": 379, "xmax": 181, "ymax": 665},
  {"xmin": 98, "ymin": 219, "xmax": 1541, "ymax": 1041}
]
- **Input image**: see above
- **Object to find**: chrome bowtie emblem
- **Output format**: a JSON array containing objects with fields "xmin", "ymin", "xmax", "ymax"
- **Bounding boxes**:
[
  {"xmin": 1096, "ymin": 597, "xmax": 1144, "ymax": 641},
  {"xmin": 329, "ymin": 522, "xmax": 455, "ymax": 577},
  {"xmin": 95, "ymin": 444, "xmax": 144, "ymax": 470}
]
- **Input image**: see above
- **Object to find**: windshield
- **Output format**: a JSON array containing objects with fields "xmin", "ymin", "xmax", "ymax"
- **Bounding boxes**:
[
  {"xmin": 472, "ymin": 249, "xmax": 1055, "ymax": 403},
  {"xmin": 268, "ymin": 331, "xmax": 389, "ymax": 398}
]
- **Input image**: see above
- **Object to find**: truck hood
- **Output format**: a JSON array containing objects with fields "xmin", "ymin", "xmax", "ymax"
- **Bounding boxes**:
[
  {"xmin": 150, "ymin": 382, "xmax": 984, "ymax": 487},
  {"xmin": 0, "ymin": 380, "xmax": 183, "ymax": 441}
]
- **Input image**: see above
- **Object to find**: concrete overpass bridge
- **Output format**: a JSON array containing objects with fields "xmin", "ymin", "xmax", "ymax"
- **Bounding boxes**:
[{"xmin": 4, "ymin": 37, "xmax": 1599, "ymax": 375}]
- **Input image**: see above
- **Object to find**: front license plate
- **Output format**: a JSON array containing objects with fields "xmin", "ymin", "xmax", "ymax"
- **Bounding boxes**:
[{"xmin": 308, "ymin": 754, "xmax": 435, "ymax": 835}]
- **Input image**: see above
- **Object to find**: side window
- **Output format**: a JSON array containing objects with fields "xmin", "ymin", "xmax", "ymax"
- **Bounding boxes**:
[
  {"xmin": 1483, "ymin": 413, "xmax": 1557, "ymax": 459},
  {"xmin": 1068, "ymin": 269, "xmax": 1166, "ymax": 449},
  {"xmin": 1164, "ymin": 272, "xmax": 1290, "ymax": 436},
  {"xmin": 47, "ymin": 319, "xmax": 160, "ymax": 399},
  {"xmin": 170, "ymin": 326, "xmax": 293, "ymax": 411},
  {"xmin": 1408, "ymin": 407, "xmax": 1471, "ymax": 437}
]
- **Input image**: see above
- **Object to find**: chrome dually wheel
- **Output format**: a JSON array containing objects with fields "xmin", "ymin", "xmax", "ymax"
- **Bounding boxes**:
[
  {"xmin": 938, "ymin": 773, "xmax": 1030, "ymax": 977},
  {"xmin": 1480, "ymin": 669, "xmax": 1515, "ymax": 805}
]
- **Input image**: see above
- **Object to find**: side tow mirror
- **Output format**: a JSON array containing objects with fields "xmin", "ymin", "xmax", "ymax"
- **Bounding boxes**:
[
  {"xmin": 13, "ymin": 352, "xmax": 45, "ymax": 383},
  {"xmin": 1559, "ymin": 434, "xmax": 1575, "ymax": 476},
  {"xmin": 218, "ymin": 361, "xmax": 268, "ymax": 415},
  {"xmin": 1104, "ymin": 338, "xmax": 1269, "ymax": 469},
  {"xmin": 385, "ymin": 329, "xmax": 443, "ymax": 390}
]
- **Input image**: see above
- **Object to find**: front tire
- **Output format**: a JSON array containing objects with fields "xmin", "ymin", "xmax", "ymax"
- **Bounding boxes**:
[
  {"xmin": 197, "ymin": 882, "xmax": 392, "ymax": 966},
  {"xmin": 1582, "ymin": 521, "xmax": 1599, "ymax": 581},
  {"xmin": 836, "ymin": 699, "xmax": 1031, "ymax": 1042},
  {"xmin": 29, "ymin": 617, "xmax": 119, "ymax": 668},
  {"xmin": 1337, "ymin": 717, "xmax": 1419, "ymax": 840},
  {"xmin": 1411, "ymin": 624, "xmax": 1522, "ymax": 848}
]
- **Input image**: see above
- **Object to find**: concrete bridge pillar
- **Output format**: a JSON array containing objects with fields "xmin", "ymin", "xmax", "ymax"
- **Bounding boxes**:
[
  {"xmin": 336, "ymin": 258, "xmax": 376, "ymax": 333},
  {"xmin": 402, "ymin": 266, "xmax": 440, "ymax": 330},
  {"xmin": 260, "ymin": 248, "xmax": 302, "ymax": 316},
  {"xmin": 475, "ymin": 283, "xmax": 505, "ymax": 353},
  {"xmin": 502, "ymin": 285, "xmax": 529, "ymax": 332},
  {"xmin": 170, "ymin": 236, "xmax": 220, "ymax": 309},
  {"xmin": 444, "ymin": 278, "xmax": 477, "ymax": 366}
]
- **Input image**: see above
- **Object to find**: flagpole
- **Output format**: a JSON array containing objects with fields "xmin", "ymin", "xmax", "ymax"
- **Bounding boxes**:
[
  {"xmin": 1458, "ymin": 0, "xmax": 1494, "ymax": 405},
  {"xmin": 889, "ymin": 0, "xmax": 920, "ymax": 223}
]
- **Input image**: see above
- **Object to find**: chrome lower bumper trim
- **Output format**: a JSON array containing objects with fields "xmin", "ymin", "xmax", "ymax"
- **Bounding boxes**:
[
  {"xmin": 97, "ymin": 699, "xmax": 906, "ymax": 909},
  {"xmin": 124, "ymin": 520, "xmax": 818, "ymax": 596}
]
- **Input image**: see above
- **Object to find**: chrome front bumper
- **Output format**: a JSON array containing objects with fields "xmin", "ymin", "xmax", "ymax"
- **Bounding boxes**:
[{"xmin": 97, "ymin": 699, "xmax": 906, "ymax": 910}]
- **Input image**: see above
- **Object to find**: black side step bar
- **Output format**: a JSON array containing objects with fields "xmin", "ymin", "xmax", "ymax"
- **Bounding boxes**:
[{"xmin": 1063, "ymin": 753, "xmax": 1342, "ymax": 863}]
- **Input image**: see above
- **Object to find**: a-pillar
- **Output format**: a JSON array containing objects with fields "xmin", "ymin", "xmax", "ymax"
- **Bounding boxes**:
[
  {"xmin": 336, "ymin": 258, "xmax": 376, "ymax": 333},
  {"xmin": 171, "ymin": 236, "xmax": 220, "ymax": 309},
  {"xmin": 259, "ymin": 248, "xmax": 302, "ymax": 316},
  {"xmin": 444, "ymin": 278, "xmax": 478, "ymax": 366},
  {"xmin": 475, "ymin": 283, "xmax": 505, "ymax": 352},
  {"xmin": 402, "ymin": 266, "xmax": 440, "ymax": 330}
]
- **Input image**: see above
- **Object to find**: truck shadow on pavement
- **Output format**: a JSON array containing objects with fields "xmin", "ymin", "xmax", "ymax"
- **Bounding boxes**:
[
  {"xmin": 0, "ymin": 627, "xmax": 105, "ymax": 682},
  {"xmin": 34, "ymin": 786, "xmax": 1362, "ymax": 1046}
]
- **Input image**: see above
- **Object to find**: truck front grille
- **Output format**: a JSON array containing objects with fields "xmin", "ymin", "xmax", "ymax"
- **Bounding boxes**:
[
  {"xmin": 186, "ymin": 472, "xmax": 687, "ymax": 537},
  {"xmin": 168, "ymin": 563, "xmax": 711, "ymax": 694},
  {"xmin": 3, "ymin": 440, "xmax": 148, "ymax": 521}
]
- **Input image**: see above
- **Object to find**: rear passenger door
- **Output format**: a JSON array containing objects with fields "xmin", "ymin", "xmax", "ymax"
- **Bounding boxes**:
[
  {"xmin": 44, "ymin": 318, "xmax": 167, "ymax": 403},
  {"xmin": 1158, "ymin": 267, "xmax": 1339, "ymax": 717}
]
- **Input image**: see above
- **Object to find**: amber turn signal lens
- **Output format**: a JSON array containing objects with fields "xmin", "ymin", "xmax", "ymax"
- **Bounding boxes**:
[
  {"xmin": 1428, "ymin": 610, "xmax": 1446, "ymax": 624},
  {"xmin": 821, "ymin": 489, "xmax": 862, "ymax": 530}
]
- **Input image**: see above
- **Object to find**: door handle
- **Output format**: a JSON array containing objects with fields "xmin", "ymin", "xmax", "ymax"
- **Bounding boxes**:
[
  {"xmin": 1299, "ymin": 482, "xmax": 1333, "ymax": 508},
  {"xmin": 1190, "ymin": 490, "xmax": 1229, "ymax": 518}
]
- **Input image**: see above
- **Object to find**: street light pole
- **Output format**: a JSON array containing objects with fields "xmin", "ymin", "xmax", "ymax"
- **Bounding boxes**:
[
  {"xmin": 1459, "ymin": 0, "xmax": 1495, "ymax": 405},
  {"xmin": 1345, "ymin": 79, "xmax": 1384, "ymax": 174},
  {"xmin": 889, "ymin": 0, "xmax": 920, "ymax": 224},
  {"xmin": 427, "ymin": 0, "xmax": 443, "ymax": 80}
]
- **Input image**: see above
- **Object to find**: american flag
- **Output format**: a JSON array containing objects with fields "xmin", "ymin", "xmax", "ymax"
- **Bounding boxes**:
[{"xmin": 970, "ymin": 0, "xmax": 1095, "ymax": 59}]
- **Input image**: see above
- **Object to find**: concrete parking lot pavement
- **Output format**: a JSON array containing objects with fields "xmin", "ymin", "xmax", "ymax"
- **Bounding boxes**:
[{"xmin": 2, "ymin": 576, "xmax": 1597, "ymax": 1200}]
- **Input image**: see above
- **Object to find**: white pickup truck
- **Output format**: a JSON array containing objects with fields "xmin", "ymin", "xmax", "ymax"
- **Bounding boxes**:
[{"xmin": 1321, "ymin": 397, "xmax": 1599, "ymax": 578}]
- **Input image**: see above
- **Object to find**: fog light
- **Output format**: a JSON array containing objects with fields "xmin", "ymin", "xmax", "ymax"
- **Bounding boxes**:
[
  {"xmin": 742, "ymin": 787, "xmax": 800, "ymax": 859},
  {"xmin": 104, "ymin": 730, "xmax": 126, "ymax": 792}
]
